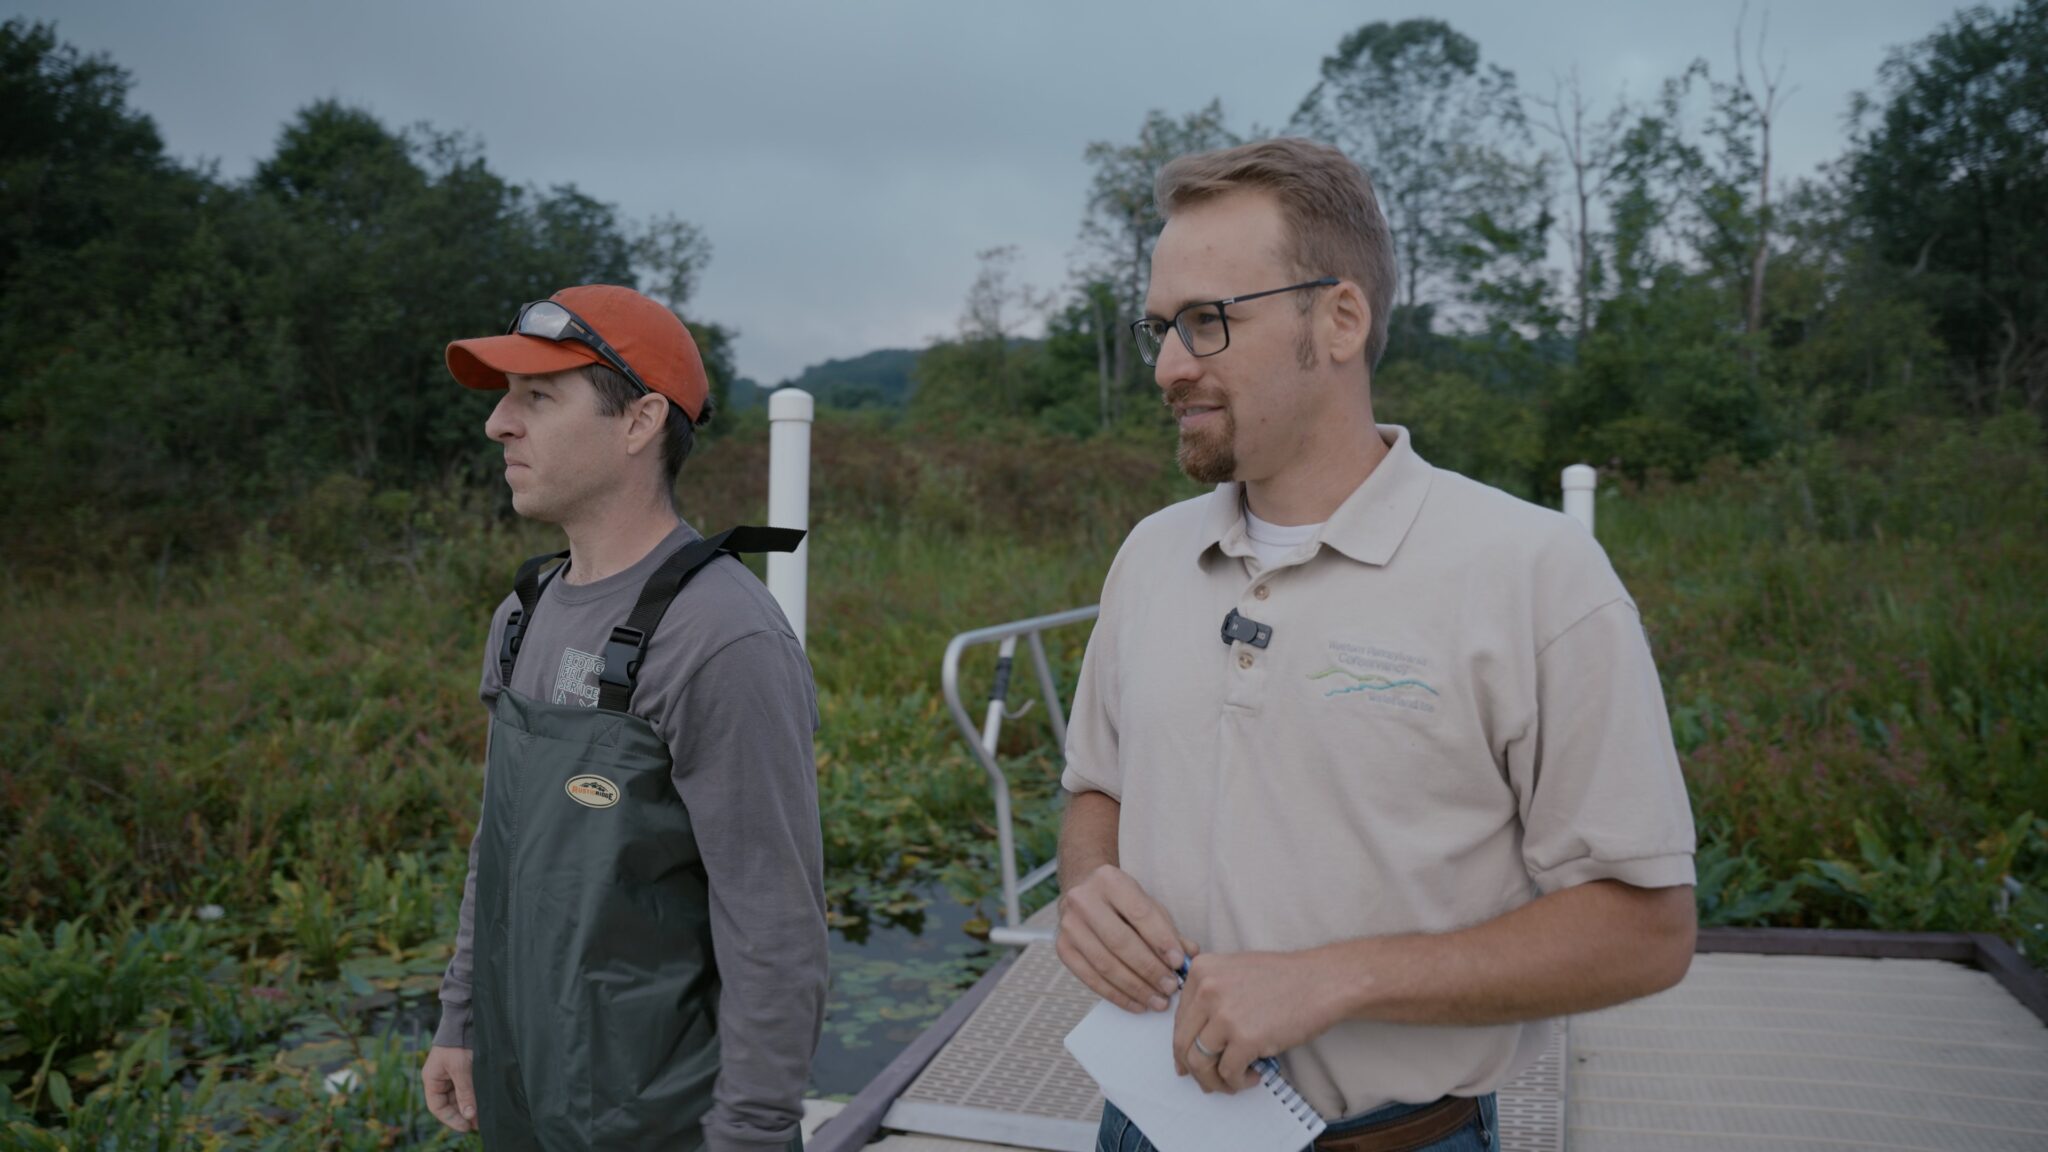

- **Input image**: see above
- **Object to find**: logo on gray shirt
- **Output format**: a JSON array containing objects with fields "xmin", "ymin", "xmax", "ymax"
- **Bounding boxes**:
[{"xmin": 554, "ymin": 647, "xmax": 605, "ymax": 707}]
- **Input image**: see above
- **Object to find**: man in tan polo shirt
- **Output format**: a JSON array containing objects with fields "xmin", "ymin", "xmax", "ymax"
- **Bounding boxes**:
[{"xmin": 1057, "ymin": 137, "xmax": 1697, "ymax": 1152}]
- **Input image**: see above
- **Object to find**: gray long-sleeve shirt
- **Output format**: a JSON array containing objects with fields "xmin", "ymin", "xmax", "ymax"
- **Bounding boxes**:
[{"xmin": 436, "ymin": 522, "xmax": 828, "ymax": 1152}]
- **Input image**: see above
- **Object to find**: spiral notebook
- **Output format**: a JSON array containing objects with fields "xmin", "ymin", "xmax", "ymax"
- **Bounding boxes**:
[{"xmin": 1064, "ymin": 995, "xmax": 1326, "ymax": 1152}]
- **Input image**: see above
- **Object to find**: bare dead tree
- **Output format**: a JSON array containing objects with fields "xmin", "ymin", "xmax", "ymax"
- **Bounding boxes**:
[
  {"xmin": 1530, "ymin": 66, "xmax": 1625, "ymax": 344},
  {"xmin": 1731, "ymin": 2, "xmax": 1796, "ymax": 343},
  {"xmin": 960, "ymin": 245, "xmax": 1051, "ymax": 416}
]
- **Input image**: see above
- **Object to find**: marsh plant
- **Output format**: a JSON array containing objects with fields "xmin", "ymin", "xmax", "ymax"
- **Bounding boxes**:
[{"xmin": 4, "ymin": 415, "xmax": 2045, "ymax": 1141}]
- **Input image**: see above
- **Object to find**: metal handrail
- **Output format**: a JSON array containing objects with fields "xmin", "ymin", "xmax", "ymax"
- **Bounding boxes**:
[{"xmin": 939, "ymin": 605, "xmax": 1098, "ymax": 946}]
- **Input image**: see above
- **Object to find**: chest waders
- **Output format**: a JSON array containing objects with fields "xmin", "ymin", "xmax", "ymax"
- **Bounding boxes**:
[{"xmin": 471, "ymin": 527, "xmax": 803, "ymax": 1151}]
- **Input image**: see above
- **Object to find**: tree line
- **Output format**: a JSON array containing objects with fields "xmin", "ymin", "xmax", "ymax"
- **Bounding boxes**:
[
  {"xmin": 0, "ymin": 18, "xmax": 736, "ymax": 556},
  {"xmin": 910, "ymin": 3, "xmax": 2046, "ymax": 496},
  {"xmin": 2, "ymin": 5, "xmax": 2042, "ymax": 559}
]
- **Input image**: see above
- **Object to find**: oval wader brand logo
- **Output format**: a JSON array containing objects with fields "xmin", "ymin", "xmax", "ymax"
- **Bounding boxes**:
[{"xmin": 564, "ymin": 774, "xmax": 620, "ymax": 809}]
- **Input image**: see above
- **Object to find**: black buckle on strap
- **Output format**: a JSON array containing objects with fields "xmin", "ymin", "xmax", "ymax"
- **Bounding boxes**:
[
  {"xmin": 500, "ymin": 609, "xmax": 525, "ymax": 664},
  {"xmin": 598, "ymin": 625, "xmax": 648, "ymax": 691}
]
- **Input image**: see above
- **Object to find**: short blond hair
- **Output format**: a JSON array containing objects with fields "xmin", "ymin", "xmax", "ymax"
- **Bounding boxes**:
[{"xmin": 1155, "ymin": 137, "xmax": 1397, "ymax": 371}]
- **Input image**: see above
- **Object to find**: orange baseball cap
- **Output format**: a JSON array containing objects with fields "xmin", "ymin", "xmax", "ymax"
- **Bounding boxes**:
[{"xmin": 446, "ymin": 284, "xmax": 710, "ymax": 420}]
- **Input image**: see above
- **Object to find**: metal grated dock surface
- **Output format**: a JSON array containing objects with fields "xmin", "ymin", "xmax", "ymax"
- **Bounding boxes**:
[
  {"xmin": 879, "ymin": 905, "xmax": 1566, "ymax": 1152},
  {"xmin": 1567, "ymin": 952, "xmax": 2048, "ymax": 1152},
  {"xmin": 874, "ymin": 935, "xmax": 2048, "ymax": 1151},
  {"xmin": 881, "ymin": 908, "xmax": 1103, "ymax": 1151}
]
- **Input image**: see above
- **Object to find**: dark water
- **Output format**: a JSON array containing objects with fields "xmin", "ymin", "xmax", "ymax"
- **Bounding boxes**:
[
  {"xmin": 333, "ymin": 888, "xmax": 1000, "ymax": 1101},
  {"xmin": 807, "ymin": 889, "xmax": 998, "ymax": 1097}
]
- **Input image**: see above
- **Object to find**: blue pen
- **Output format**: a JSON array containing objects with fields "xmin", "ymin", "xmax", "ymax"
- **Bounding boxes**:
[{"xmin": 1175, "ymin": 957, "xmax": 1281, "ymax": 1076}]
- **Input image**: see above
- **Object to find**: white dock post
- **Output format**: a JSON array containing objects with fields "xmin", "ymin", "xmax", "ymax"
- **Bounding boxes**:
[
  {"xmin": 1562, "ymin": 463, "xmax": 1597, "ymax": 537},
  {"xmin": 767, "ymin": 388, "xmax": 814, "ymax": 647}
]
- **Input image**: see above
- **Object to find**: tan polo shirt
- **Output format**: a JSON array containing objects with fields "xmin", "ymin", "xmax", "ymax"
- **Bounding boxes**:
[{"xmin": 1061, "ymin": 425, "xmax": 1695, "ymax": 1120}]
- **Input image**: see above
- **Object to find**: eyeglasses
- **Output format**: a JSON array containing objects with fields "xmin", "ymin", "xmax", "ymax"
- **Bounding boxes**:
[
  {"xmin": 1130, "ymin": 277, "xmax": 1338, "ymax": 367},
  {"xmin": 509, "ymin": 299, "xmax": 654, "ymax": 397}
]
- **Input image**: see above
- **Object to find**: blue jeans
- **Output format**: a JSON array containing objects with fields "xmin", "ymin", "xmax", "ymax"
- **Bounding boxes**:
[{"xmin": 1096, "ymin": 1093, "xmax": 1496, "ymax": 1152}]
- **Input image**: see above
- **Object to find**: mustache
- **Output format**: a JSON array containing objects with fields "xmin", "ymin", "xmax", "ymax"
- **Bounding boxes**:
[{"xmin": 1161, "ymin": 384, "xmax": 1226, "ymax": 410}]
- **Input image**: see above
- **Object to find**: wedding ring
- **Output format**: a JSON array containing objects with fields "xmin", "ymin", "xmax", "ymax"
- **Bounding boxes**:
[{"xmin": 1191, "ymin": 1036, "xmax": 1220, "ymax": 1060}]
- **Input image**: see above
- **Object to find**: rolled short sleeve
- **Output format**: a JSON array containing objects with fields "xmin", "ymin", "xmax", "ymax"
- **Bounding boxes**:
[
  {"xmin": 1060, "ymin": 613, "xmax": 1122, "ymax": 798},
  {"xmin": 1513, "ymin": 599, "xmax": 1696, "ymax": 893},
  {"xmin": 1061, "ymin": 546, "xmax": 1134, "ymax": 799}
]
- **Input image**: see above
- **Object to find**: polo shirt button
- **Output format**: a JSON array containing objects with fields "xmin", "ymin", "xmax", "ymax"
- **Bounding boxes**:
[
  {"xmin": 1237, "ymin": 651, "xmax": 1254, "ymax": 669},
  {"xmin": 1254, "ymin": 585, "xmax": 1270, "ymax": 600}
]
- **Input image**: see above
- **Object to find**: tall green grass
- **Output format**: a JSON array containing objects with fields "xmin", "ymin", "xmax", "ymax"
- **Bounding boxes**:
[{"xmin": 2, "ymin": 412, "xmax": 2043, "ymax": 1141}]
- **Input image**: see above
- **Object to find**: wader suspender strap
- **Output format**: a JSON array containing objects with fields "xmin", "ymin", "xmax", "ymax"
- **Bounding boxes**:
[
  {"xmin": 500, "ymin": 549, "xmax": 570, "ymax": 684},
  {"xmin": 595, "ymin": 526, "xmax": 805, "ymax": 713}
]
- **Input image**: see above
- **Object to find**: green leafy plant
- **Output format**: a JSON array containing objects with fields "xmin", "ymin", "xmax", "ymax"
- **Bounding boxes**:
[
  {"xmin": 353, "ymin": 851, "xmax": 453, "ymax": 956},
  {"xmin": 268, "ymin": 866, "xmax": 356, "ymax": 980},
  {"xmin": 0, "ymin": 917, "xmax": 205, "ymax": 1080},
  {"xmin": 1799, "ymin": 812, "xmax": 2045, "ymax": 935},
  {"xmin": 1693, "ymin": 828, "xmax": 1802, "ymax": 926}
]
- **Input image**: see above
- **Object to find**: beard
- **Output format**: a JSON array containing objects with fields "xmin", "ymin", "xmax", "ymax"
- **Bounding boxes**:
[
  {"xmin": 1173, "ymin": 404, "xmax": 1237, "ymax": 484},
  {"xmin": 1169, "ymin": 316, "xmax": 1317, "ymax": 484}
]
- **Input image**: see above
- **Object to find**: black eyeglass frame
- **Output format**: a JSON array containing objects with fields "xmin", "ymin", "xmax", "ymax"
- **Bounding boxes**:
[
  {"xmin": 508, "ymin": 299, "xmax": 657, "ymax": 400},
  {"xmin": 1130, "ymin": 277, "xmax": 1340, "ymax": 367}
]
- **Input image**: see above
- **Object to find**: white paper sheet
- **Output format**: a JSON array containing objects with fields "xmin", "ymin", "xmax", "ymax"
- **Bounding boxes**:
[{"xmin": 1064, "ymin": 996, "xmax": 1326, "ymax": 1152}]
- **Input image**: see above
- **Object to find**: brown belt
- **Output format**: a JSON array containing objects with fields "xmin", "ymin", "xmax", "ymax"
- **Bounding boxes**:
[{"xmin": 1312, "ymin": 1096, "xmax": 1478, "ymax": 1152}]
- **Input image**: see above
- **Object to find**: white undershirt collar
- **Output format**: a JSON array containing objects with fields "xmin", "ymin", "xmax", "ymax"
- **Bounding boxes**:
[{"xmin": 1242, "ymin": 503, "xmax": 1325, "ymax": 572}]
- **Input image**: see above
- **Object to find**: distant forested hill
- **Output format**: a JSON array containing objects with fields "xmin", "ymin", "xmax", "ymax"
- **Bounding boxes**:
[{"xmin": 779, "ymin": 348, "xmax": 921, "ymax": 409}]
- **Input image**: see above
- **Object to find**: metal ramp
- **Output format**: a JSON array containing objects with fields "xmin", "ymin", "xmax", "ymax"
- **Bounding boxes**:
[
  {"xmin": 878, "ymin": 907, "xmax": 1571, "ymax": 1152},
  {"xmin": 881, "ymin": 906, "xmax": 1100, "ymax": 1151}
]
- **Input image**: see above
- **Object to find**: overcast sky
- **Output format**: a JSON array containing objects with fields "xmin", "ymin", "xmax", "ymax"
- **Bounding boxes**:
[{"xmin": 17, "ymin": 1, "xmax": 1968, "ymax": 384}]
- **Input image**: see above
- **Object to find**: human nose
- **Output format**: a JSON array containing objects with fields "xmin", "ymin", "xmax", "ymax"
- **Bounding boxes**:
[
  {"xmin": 1152, "ymin": 323, "xmax": 1201, "ymax": 395},
  {"xmin": 484, "ymin": 393, "xmax": 519, "ymax": 442}
]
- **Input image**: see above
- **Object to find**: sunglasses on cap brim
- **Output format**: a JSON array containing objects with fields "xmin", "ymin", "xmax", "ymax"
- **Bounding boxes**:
[{"xmin": 509, "ymin": 299, "xmax": 657, "ymax": 400}]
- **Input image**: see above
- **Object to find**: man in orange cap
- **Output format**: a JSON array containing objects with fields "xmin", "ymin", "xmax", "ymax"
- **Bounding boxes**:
[{"xmin": 422, "ymin": 284, "xmax": 828, "ymax": 1152}]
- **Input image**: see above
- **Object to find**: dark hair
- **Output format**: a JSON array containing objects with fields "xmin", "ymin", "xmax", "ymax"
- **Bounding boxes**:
[
  {"xmin": 1156, "ymin": 137, "xmax": 1398, "ymax": 372},
  {"xmin": 585, "ymin": 363, "xmax": 715, "ymax": 490}
]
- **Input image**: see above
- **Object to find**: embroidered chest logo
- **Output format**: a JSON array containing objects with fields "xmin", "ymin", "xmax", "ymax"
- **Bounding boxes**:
[
  {"xmin": 553, "ymin": 647, "xmax": 604, "ymax": 707},
  {"xmin": 565, "ymin": 774, "xmax": 620, "ymax": 809},
  {"xmin": 1309, "ymin": 640, "xmax": 1440, "ymax": 714}
]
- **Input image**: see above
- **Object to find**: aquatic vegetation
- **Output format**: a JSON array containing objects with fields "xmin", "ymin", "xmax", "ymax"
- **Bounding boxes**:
[{"xmin": 2, "ymin": 414, "xmax": 2044, "ymax": 1138}]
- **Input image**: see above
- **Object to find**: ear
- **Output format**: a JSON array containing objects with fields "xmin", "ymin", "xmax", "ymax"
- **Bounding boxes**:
[
  {"xmin": 1323, "ymin": 280, "xmax": 1371, "ymax": 367},
  {"xmin": 621, "ymin": 392, "xmax": 671, "ymax": 458}
]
